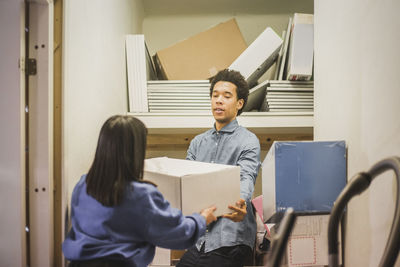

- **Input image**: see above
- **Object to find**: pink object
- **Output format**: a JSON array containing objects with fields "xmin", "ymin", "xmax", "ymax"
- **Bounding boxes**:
[{"xmin": 252, "ymin": 195, "xmax": 271, "ymax": 236}]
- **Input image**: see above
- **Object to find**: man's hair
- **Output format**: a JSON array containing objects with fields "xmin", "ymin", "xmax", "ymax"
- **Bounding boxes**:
[
  {"xmin": 86, "ymin": 115, "xmax": 147, "ymax": 206},
  {"xmin": 209, "ymin": 69, "xmax": 249, "ymax": 115}
]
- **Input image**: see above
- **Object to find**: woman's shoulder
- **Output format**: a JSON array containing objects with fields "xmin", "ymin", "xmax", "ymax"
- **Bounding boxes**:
[
  {"xmin": 127, "ymin": 180, "xmax": 158, "ymax": 198},
  {"xmin": 133, "ymin": 180, "xmax": 157, "ymax": 189},
  {"xmin": 72, "ymin": 174, "xmax": 87, "ymax": 193},
  {"xmin": 124, "ymin": 180, "xmax": 166, "ymax": 210},
  {"xmin": 77, "ymin": 174, "xmax": 87, "ymax": 185}
]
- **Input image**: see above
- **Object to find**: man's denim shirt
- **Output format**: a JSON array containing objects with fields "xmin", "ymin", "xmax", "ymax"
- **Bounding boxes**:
[{"xmin": 186, "ymin": 119, "xmax": 261, "ymax": 252}]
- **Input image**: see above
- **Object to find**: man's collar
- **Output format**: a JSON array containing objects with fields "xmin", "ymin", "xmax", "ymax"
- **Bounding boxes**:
[{"xmin": 212, "ymin": 119, "xmax": 239, "ymax": 133}]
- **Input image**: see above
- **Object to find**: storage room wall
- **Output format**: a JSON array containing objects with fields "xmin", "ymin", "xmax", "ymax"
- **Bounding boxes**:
[
  {"xmin": 0, "ymin": 0, "xmax": 26, "ymax": 265},
  {"xmin": 63, "ymin": 0, "xmax": 144, "ymax": 209},
  {"xmin": 143, "ymin": 0, "xmax": 313, "ymax": 197},
  {"xmin": 314, "ymin": 0, "xmax": 400, "ymax": 266}
]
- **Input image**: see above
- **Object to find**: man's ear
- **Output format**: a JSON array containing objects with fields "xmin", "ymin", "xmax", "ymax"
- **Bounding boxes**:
[{"xmin": 237, "ymin": 99, "xmax": 244, "ymax": 110}]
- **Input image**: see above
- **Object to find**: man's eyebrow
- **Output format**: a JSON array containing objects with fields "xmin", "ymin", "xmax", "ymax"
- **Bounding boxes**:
[{"xmin": 212, "ymin": 89, "xmax": 233, "ymax": 95}]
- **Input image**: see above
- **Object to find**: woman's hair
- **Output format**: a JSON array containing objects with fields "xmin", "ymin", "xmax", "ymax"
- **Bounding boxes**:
[
  {"xmin": 209, "ymin": 69, "xmax": 249, "ymax": 115},
  {"xmin": 86, "ymin": 115, "xmax": 147, "ymax": 206}
]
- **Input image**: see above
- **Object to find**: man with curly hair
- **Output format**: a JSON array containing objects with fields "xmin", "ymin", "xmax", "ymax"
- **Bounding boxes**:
[{"xmin": 177, "ymin": 69, "xmax": 261, "ymax": 267}]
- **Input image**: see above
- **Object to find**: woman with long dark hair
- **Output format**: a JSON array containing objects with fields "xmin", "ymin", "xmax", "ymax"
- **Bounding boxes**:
[{"xmin": 63, "ymin": 115, "xmax": 217, "ymax": 267}]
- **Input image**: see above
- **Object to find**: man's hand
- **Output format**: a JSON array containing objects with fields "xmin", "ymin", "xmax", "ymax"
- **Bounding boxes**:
[
  {"xmin": 222, "ymin": 198, "xmax": 247, "ymax": 222},
  {"xmin": 200, "ymin": 205, "xmax": 217, "ymax": 225}
]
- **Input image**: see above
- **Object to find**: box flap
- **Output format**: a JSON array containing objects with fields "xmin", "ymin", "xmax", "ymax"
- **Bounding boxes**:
[
  {"xmin": 155, "ymin": 18, "xmax": 247, "ymax": 80},
  {"xmin": 145, "ymin": 157, "xmax": 236, "ymax": 177}
]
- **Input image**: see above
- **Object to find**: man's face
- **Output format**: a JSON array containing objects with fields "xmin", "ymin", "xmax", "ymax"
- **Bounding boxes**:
[{"xmin": 211, "ymin": 81, "xmax": 244, "ymax": 127}]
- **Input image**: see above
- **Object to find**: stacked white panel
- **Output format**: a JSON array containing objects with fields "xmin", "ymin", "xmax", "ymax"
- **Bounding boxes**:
[
  {"xmin": 262, "ymin": 81, "xmax": 314, "ymax": 112},
  {"xmin": 147, "ymin": 80, "xmax": 211, "ymax": 113},
  {"xmin": 229, "ymin": 27, "xmax": 283, "ymax": 86},
  {"xmin": 286, "ymin": 13, "xmax": 314, "ymax": 81},
  {"xmin": 126, "ymin": 34, "xmax": 148, "ymax": 112}
]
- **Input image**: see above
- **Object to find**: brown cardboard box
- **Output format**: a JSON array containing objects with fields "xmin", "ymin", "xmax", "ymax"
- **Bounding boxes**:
[{"xmin": 154, "ymin": 18, "xmax": 247, "ymax": 80}]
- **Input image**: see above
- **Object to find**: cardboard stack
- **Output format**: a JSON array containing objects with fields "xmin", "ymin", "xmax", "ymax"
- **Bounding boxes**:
[
  {"xmin": 261, "ymin": 80, "xmax": 314, "ymax": 112},
  {"xmin": 243, "ymin": 80, "xmax": 314, "ymax": 112},
  {"xmin": 126, "ymin": 16, "xmax": 314, "ymax": 113},
  {"xmin": 147, "ymin": 80, "xmax": 211, "ymax": 113}
]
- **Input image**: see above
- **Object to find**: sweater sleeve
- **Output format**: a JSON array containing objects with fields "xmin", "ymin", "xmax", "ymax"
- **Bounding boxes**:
[{"xmin": 141, "ymin": 186, "xmax": 206, "ymax": 250}]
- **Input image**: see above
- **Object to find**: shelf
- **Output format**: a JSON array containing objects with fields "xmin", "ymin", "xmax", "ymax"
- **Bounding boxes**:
[{"xmin": 128, "ymin": 111, "xmax": 313, "ymax": 135}]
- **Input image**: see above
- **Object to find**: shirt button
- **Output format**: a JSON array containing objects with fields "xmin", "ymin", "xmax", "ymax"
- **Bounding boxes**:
[
  {"xmin": 215, "ymin": 142, "xmax": 218, "ymax": 146},
  {"xmin": 211, "ymin": 161, "xmax": 214, "ymax": 163}
]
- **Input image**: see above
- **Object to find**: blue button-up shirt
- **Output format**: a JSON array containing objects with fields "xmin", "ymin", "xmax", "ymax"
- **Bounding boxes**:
[{"xmin": 186, "ymin": 119, "xmax": 261, "ymax": 252}]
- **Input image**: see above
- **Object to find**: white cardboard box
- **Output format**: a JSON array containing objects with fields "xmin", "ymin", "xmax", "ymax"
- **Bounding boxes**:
[
  {"xmin": 150, "ymin": 247, "xmax": 171, "ymax": 266},
  {"xmin": 229, "ymin": 27, "xmax": 282, "ymax": 87},
  {"xmin": 143, "ymin": 157, "xmax": 241, "ymax": 217},
  {"xmin": 286, "ymin": 13, "xmax": 314, "ymax": 81},
  {"xmin": 282, "ymin": 214, "xmax": 342, "ymax": 267}
]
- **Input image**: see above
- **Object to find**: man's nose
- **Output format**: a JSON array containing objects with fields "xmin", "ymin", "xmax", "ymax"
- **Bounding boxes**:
[{"xmin": 215, "ymin": 95, "xmax": 223, "ymax": 103}]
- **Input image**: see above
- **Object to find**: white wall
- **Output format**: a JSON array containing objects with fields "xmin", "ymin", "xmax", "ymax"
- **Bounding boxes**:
[
  {"xmin": 0, "ymin": 0, "xmax": 26, "ymax": 266},
  {"xmin": 62, "ymin": 0, "xmax": 144, "ymax": 223},
  {"xmin": 314, "ymin": 0, "xmax": 400, "ymax": 266}
]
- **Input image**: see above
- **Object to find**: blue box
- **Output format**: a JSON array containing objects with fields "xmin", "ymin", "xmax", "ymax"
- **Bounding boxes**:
[{"xmin": 262, "ymin": 141, "xmax": 347, "ymax": 222}]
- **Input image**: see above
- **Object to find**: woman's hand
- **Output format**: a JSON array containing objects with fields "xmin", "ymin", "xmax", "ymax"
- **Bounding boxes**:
[
  {"xmin": 222, "ymin": 198, "xmax": 247, "ymax": 222},
  {"xmin": 200, "ymin": 205, "xmax": 217, "ymax": 225}
]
